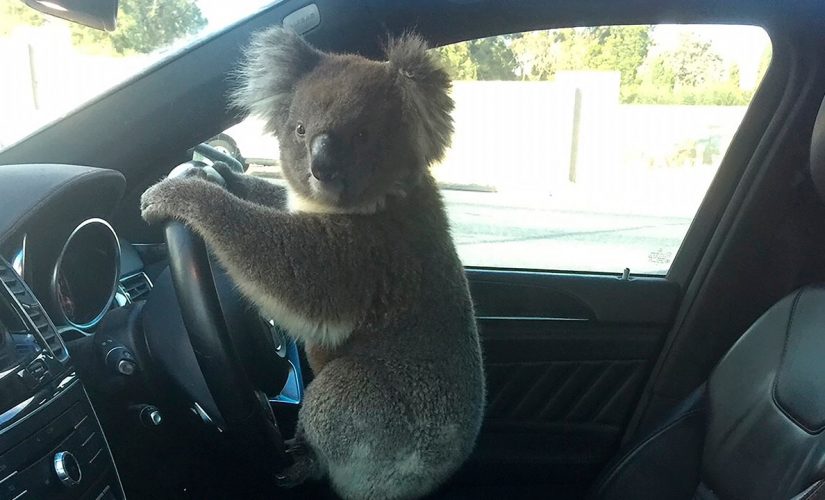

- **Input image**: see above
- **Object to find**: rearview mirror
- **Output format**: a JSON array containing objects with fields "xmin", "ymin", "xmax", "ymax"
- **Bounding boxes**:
[{"xmin": 22, "ymin": 0, "xmax": 119, "ymax": 31}]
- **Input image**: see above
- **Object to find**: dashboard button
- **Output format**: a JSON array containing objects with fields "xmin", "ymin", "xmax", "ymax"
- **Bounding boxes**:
[
  {"xmin": 116, "ymin": 359, "xmax": 136, "ymax": 376},
  {"xmin": 53, "ymin": 451, "xmax": 81, "ymax": 488}
]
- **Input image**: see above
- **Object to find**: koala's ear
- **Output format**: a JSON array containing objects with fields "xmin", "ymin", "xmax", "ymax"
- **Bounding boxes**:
[
  {"xmin": 231, "ymin": 27, "xmax": 322, "ymax": 133},
  {"xmin": 386, "ymin": 33, "xmax": 454, "ymax": 165}
]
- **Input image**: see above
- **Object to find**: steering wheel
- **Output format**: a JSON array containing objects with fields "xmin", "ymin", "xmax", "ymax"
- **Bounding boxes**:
[{"xmin": 161, "ymin": 161, "xmax": 289, "ymax": 472}]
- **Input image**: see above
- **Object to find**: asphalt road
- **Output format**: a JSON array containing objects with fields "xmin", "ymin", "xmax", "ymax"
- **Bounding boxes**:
[
  {"xmin": 260, "ymin": 177, "xmax": 690, "ymax": 275},
  {"xmin": 441, "ymin": 189, "xmax": 691, "ymax": 275}
]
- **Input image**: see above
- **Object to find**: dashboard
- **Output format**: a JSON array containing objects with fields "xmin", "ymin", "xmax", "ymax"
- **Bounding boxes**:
[
  {"xmin": 0, "ymin": 163, "xmax": 300, "ymax": 498},
  {"xmin": 0, "ymin": 164, "xmax": 131, "ymax": 500}
]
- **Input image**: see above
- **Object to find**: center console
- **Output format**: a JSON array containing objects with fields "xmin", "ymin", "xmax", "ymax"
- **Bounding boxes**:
[{"xmin": 0, "ymin": 258, "xmax": 124, "ymax": 500}]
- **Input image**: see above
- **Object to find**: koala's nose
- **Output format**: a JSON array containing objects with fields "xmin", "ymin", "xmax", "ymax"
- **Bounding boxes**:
[{"xmin": 309, "ymin": 133, "xmax": 340, "ymax": 182}]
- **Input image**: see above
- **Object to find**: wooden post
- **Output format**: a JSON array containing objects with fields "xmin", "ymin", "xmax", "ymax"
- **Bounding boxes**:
[
  {"xmin": 27, "ymin": 43, "xmax": 40, "ymax": 111},
  {"xmin": 568, "ymin": 87, "xmax": 582, "ymax": 183}
]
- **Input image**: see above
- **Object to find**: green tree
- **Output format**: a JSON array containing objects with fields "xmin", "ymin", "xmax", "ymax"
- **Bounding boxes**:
[
  {"xmin": 509, "ymin": 26, "xmax": 652, "ymax": 85},
  {"xmin": 467, "ymin": 37, "xmax": 518, "ymax": 80},
  {"xmin": 1, "ymin": 0, "xmax": 44, "ymax": 36},
  {"xmin": 435, "ymin": 36, "xmax": 518, "ymax": 81},
  {"xmin": 1, "ymin": 0, "xmax": 206, "ymax": 55},
  {"xmin": 72, "ymin": 0, "xmax": 206, "ymax": 54},
  {"xmin": 623, "ymin": 30, "xmax": 751, "ymax": 105},
  {"xmin": 435, "ymin": 25, "xmax": 759, "ymax": 106},
  {"xmin": 728, "ymin": 63, "xmax": 741, "ymax": 88},
  {"xmin": 509, "ymin": 28, "xmax": 581, "ymax": 80},
  {"xmin": 649, "ymin": 56, "xmax": 676, "ymax": 89},
  {"xmin": 580, "ymin": 25, "xmax": 651, "ymax": 86},
  {"xmin": 435, "ymin": 42, "xmax": 477, "ymax": 80},
  {"xmin": 666, "ymin": 33, "xmax": 725, "ymax": 88}
]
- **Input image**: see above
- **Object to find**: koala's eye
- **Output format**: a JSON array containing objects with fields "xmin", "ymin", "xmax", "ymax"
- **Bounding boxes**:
[
  {"xmin": 356, "ymin": 129, "xmax": 368, "ymax": 142},
  {"xmin": 295, "ymin": 123, "xmax": 306, "ymax": 137}
]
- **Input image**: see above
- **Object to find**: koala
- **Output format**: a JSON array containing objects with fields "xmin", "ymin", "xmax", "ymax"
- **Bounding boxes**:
[{"xmin": 141, "ymin": 27, "xmax": 485, "ymax": 500}]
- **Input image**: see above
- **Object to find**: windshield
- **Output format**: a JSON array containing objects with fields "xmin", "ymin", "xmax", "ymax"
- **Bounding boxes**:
[{"xmin": 0, "ymin": 0, "xmax": 275, "ymax": 151}]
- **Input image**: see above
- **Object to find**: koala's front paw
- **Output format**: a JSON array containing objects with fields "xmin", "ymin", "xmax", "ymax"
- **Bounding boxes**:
[
  {"xmin": 275, "ymin": 455, "xmax": 318, "ymax": 489},
  {"xmin": 140, "ymin": 177, "xmax": 212, "ymax": 225},
  {"xmin": 275, "ymin": 439, "xmax": 320, "ymax": 489}
]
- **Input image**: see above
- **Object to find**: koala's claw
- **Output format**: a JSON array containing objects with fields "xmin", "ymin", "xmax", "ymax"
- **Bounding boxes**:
[
  {"xmin": 275, "ymin": 455, "xmax": 317, "ymax": 489},
  {"xmin": 139, "ymin": 183, "xmax": 169, "ymax": 225},
  {"xmin": 275, "ymin": 438, "xmax": 319, "ymax": 489},
  {"xmin": 284, "ymin": 437, "xmax": 306, "ymax": 454}
]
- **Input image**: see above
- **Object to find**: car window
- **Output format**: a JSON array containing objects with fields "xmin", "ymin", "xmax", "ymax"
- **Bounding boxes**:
[
  {"xmin": 209, "ymin": 24, "xmax": 772, "ymax": 275},
  {"xmin": 0, "ymin": 0, "xmax": 276, "ymax": 151}
]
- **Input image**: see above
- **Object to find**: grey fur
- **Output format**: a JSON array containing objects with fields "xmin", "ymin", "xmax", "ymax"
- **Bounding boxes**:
[
  {"xmin": 213, "ymin": 162, "xmax": 287, "ymax": 207},
  {"xmin": 142, "ymin": 27, "xmax": 484, "ymax": 500},
  {"xmin": 230, "ymin": 27, "xmax": 322, "ymax": 134},
  {"xmin": 386, "ymin": 34, "xmax": 455, "ymax": 166}
]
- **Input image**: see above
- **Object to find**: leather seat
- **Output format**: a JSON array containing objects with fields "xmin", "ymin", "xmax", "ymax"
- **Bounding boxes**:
[{"xmin": 590, "ymin": 99, "xmax": 825, "ymax": 500}]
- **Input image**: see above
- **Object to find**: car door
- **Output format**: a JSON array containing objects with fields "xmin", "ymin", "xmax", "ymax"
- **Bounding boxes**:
[{"xmin": 415, "ymin": 25, "xmax": 775, "ymax": 497}]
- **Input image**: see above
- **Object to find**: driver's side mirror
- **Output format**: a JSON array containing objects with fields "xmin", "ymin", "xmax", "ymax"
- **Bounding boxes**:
[{"xmin": 23, "ymin": 0, "xmax": 119, "ymax": 31}]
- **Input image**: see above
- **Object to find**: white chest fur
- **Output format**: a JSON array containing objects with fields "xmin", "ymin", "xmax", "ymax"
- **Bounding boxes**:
[
  {"xmin": 235, "ymin": 276, "xmax": 354, "ymax": 348},
  {"xmin": 287, "ymin": 191, "xmax": 385, "ymax": 215}
]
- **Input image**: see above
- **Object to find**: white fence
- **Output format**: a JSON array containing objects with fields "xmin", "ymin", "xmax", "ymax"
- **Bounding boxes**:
[{"xmin": 428, "ymin": 77, "xmax": 747, "ymax": 216}]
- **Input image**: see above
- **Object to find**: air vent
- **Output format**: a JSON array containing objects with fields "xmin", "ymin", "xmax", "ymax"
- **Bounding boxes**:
[
  {"xmin": 0, "ymin": 264, "xmax": 26, "ymax": 301},
  {"xmin": 119, "ymin": 272, "xmax": 153, "ymax": 303},
  {"xmin": 23, "ymin": 303, "xmax": 66, "ymax": 360},
  {"xmin": 0, "ymin": 259, "xmax": 68, "ymax": 361}
]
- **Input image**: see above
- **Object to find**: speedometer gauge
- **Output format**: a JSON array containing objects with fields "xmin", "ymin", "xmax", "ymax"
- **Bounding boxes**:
[{"xmin": 51, "ymin": 219, "xmax": 120, "ymax": 330}]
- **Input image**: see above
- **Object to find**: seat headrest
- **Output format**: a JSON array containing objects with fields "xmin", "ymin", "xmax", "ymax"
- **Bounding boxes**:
[{"xmin": 810, "ymin": 97, "xmax": 825, "ymax": 201}]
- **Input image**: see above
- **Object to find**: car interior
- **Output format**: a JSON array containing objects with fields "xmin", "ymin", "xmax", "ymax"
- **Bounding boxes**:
[{"xmin": 3, "ymin": 0, "xmax": 825, "ymax": 499}]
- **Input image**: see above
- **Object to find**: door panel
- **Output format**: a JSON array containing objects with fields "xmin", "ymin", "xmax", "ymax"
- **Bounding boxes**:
[
  {"xmin": 448, "ymin": 269, "xmax": 680, "ymax": 495},
  {"xmin": 470, "ymin": 270, "xmax": 680, "ymax": 323}
]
